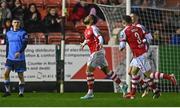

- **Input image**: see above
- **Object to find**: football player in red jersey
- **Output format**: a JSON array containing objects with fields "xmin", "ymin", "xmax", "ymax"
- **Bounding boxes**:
[
  {"xmin": 80, "ymin": 15, "xmax": 128, "ymax": 99},
  {"xmin": 119, "ymin": 15, "xmax": 176, "ymax": 99},
  {"xmin": 129, "ymin": 13, "xmax": 155, "ymax": 98}
]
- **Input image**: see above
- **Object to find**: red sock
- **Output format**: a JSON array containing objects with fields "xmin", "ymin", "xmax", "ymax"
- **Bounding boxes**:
[
  {"xmin": 148, "ymin": 79, "xmax": 156, "ymax": 90},
  {"xmin": 131, "ymin": 75, "xmax": 140, "ymax": 95},
  {"xmin": 108, "ymin": 71, "xmax": 121, "ymax": 84},
  {"xmin": 150, "ymin": 72, "xmax": 171, "ymax": 80},
  {"xmin": 86, "ymin": 72, "xmax": 94, "ymax": 90}
]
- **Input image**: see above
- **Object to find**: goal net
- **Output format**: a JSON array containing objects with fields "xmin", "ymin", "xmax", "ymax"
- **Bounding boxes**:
[{"xmin": 97, "ymin": 4, "xmax": 180, "ymax": 92}]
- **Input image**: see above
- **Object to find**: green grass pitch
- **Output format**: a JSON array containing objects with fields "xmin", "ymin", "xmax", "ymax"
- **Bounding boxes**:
[{"xmin": 0, "ymin": 92, "xmax": 179, "ymax": 107}]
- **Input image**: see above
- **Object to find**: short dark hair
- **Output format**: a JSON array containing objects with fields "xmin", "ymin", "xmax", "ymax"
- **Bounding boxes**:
[
  {"xmin": 90, "ymin": 14, "xmax": 97, "ymax": 24},
  {"xmin": 122, "ymin": 15, "xmax": 132, "ymax": 24},
  {"xmin": 12, "ymin": 17, "xmax": 21, "ymax": 21}
]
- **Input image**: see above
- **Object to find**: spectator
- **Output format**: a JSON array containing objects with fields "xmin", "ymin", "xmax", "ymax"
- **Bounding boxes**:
[
  {"xmin": 87, "ymin": 3, "xmax": 105, "ymax": 21},
  {"xmin": 11, "ymin": 0, "xmax": 26, "ymax": 27},
  {"xmin": 139, "ymin": 0, "xmax": 166, "ymax": 8},
  {"xmin": 97, "ymin": 0, "xmax": 111, "ymax": 5},
  {"xmin": 43, "ymin": 7, "xmax": 62, "ymax": 33},
  {"xmin": 2, "ymin": 18, "xmax": 11, "ymax": 44},
  {"xmin": 69, "ymin": 0, "xmax": 105, "ymax": 25},
  {"xmin": 0, "ymin": 0, "xmax": 12, "ymax": 33},
  {"xmin": 3, "ymin": 18, "xmax": 11, "ymax": 33},
  {"xmin": 24, "ymin": 3, "xmax": 41, "ymax": 33},
  {"xmin": 152, "ymin": 30, "xmax": 163, "ymax": 45},
  {"xmin": 6, "ymin": 0, "xmax": 14, "ymax": 11},
  {"xmin": 155, "ymin": 0, "xmax": 166, "ymax": 8},
  {"xmin": 110, "ymin": 20, "xmax": 123, "ymax": 45},
  {"xmin": 132, "ymin": 0, "xmax": 143, "ymax": 6},
  {"xmin": 111, "ymin": 0, "xmax": 126, "ymax": 5},
  {"xmin": 170, "ymin": 28, "xmax": 180, "ymax": 45},
  {"xmin": 69, "ymin": 0, "xmax": 88, "ymax": 24}
]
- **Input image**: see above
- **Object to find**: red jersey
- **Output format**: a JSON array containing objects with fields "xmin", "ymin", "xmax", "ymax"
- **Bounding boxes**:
[
  {"xmin": 84, "ymin": 25, "xmax": 101, "ymax": 54},
  {"xmin": 133, "ymin": 23, "xmax": 148, "ymax": 34},
  {"xmin": 120, "ymin": 24, "xmax": 147, "ymax": 57}
]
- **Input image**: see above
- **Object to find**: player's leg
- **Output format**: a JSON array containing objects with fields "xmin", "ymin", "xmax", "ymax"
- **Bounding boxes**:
[
  {"xmin": 141, "ymin": 76, "xmax": 160, "ymax": 99},
  {"xmin": 80, "ymin": 65, "xmax": 95, "ymax": 99},
  {"xmin": 140, "ymin": 73, "xmax": 152, "ymax": 98},
  {"xmin": 140, "ymin": 56, "xmax": 161, "ymax": 98},
  {"xmin": 101, "ymin": 66, "xmax": 128, "ymax": 96},
  {"xmin": 125, "ymin": 55, "xmax": 147, "ymax": 99},
  {"xmin": 141, "ymin": 78, "xmax": 150, "ymax": 98},
  {"xmin": 102, "ymin": 66, "xmax": 121, "ymax": 84},
  {"xmin": 17, "ymin": 72, "xmax": 25, "ymax": 97},
  {"xmin": 2, "ymin": 59, "xmax": 13, "ymax": 97},
  {"xmin": 2, "ymin": 68, "xmax": 11, "ymax": 97},
  {"xmin": 99, "ymin": 49, "xmax": 127, "ymax": 96},
  {"xmin": 80, "ymin": 53, "xmax": 96, "ymax": 99},
  {"xmin": 145, "ymin": 71, "xmax": 177, "ymax": 86},
  {"xmin": 128, "ymin": 66, "xmax": 140, "ymax": 94},
  {"xmin": 124, "ymin": 66, "xmax": 140, "ymax": 99},
  {"xmin": 147, "ymin": 79, "xmax": 160, "ymax": 99},
  {"xmin": 143, "ymin": 53, "xmax": 176, "ymax": 86},
  {"xmin": 15, "ymin": 60, "xmax": 26, "ymax": 97}
]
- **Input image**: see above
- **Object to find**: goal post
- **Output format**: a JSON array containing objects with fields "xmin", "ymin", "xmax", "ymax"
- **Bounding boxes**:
[{"xmin": 125, "ymin": 0, "xmax": 131, "ymax": 92}]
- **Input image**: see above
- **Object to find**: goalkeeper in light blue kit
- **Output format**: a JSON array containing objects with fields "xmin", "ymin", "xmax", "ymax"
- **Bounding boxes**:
[{"xmin": 2, "ymin": 18, "xmax": 28, "ymax": 97}]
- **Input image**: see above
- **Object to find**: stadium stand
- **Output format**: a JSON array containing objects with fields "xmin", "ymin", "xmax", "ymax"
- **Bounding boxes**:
[
  {"xmin": 48, "ymin": 33, "xmax": 63, "ymax": 44},
  {"xmin": 65, "ymin": 32, "xmax": 83, "ymax": 44},
  {"xmin": 45, "ymin": 0, "xmax": 62, "ymax": 8},
  {"xmin": 22, "ymin": 0, "xmax": 45, "ymax": 8},
  {"xmin": 47, "ymin": 32, "xmax": 83, "ymax": 44},
  {"xmin": 28, "ymin": 32, "xmax": 46, "ymax": 44},
  {"xmin": 17, "ymin": 0, "xmax": 108, "ymax": 45},
  {"xmin": 166, "ymin": 0, "xmax": 179, "ymax": 8},
  {"xmin": 0, "ymin": 35, "xmax": 5, "ymax": 45}
]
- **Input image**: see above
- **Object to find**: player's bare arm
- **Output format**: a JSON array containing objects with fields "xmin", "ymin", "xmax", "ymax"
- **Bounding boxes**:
[{"xmin": 80, "ymin": 39, "xmax": 89, "ymax": 50}]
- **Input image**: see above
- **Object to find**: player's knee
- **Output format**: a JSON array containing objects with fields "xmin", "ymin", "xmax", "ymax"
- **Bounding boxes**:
[
  {"xmin": 144, "ymin": 71, "xmax": 151, "ymax": 78},
  {"xmin": 131, "ymin": 67, "xmax": 139, "ymax": 75},
  {"xmin": 87, "ymin": 65, "xmax": 95, "ymax": 72}
]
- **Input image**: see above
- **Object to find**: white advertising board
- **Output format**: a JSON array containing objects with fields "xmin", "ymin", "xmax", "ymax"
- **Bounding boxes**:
[{"xmin": 0, "ymin": 45, "xmax": 56, "ymax": 82}]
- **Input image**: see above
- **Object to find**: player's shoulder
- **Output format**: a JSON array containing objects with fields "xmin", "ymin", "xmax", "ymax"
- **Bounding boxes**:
[
  {"xmin": 123, "ymin": 25, "xmax": 132, "ymax": 32},
  {"xmin": 19, "ymin": 28, "xmax": 27, "ymax": 34},
  {"xmin": 6, "ymin": 30, "xmax": 11, "ymax": 34},
  {"xmin": 19, "ymin": 28, "xmax": 26, "ymax": 32},
  {"xmin": 135, "ymin": 23, "xmax": 142, "ymax": 27},
  {"xmin": 6, "ymin": 27, "xmax": 13, "ymax": 33},
  {"xmin": 135, "ymin": 23, "xmax": 147, "ymax": 31}
]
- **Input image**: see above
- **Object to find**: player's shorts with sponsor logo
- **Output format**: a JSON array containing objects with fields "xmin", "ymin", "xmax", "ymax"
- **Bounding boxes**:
[
  {"xmin": 5, "ymin": 59, "xmax": 26, "ymax": 72},
  {"xmin": 130, "ymin": 53, "xmax": 151, "ymax": 73},
  {"xmin": 87, "ymin": 49, "xmax": 108, "ymax": 68}
]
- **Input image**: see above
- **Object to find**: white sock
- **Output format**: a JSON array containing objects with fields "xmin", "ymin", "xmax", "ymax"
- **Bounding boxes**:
[{"xmin": 87, "ymin": 89, "xmax": 93, "ymax": 95}]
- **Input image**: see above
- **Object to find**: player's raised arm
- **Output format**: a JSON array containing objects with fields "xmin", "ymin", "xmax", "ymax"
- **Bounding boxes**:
[
  {"xmin": 92, "ymin": 25, "xmax": 104, "ymax": 49},
  {"xmin": 92, "ymin": 26, "xmax": 103, "ymax": 44}
]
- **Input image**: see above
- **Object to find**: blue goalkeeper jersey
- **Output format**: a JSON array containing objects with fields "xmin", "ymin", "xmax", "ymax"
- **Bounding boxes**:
[{"xmin": 6, "ymin": 28, "xmax": 28, "ymax": 61}]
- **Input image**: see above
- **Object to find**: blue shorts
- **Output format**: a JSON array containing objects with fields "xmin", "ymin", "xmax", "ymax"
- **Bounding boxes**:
[{"xmin": 5, "ymin": 59, "xmax": 26, "ymax": 72}]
